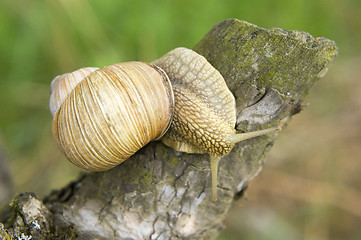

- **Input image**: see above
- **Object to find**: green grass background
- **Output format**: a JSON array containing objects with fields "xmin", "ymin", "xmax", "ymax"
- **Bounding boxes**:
[{"xmin": 0, "ymin": 0, "xmax": 361, "ymax": 239}]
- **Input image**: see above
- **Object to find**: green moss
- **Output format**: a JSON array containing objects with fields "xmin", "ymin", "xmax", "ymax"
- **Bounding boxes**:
[
  {"xmin": 138, "ymin": 169, "xmax": 153, "ymax": 189},
  {"xmin": 194, "ymin": 19, "xmax": 338, "ymax": 112},
  {"xmin": 155, "ymin": 143, "xmax": 179, "ymax": 168},
  {"xmin": 167, "ymin": 156, "xmax": 179, "ymax": 168}
]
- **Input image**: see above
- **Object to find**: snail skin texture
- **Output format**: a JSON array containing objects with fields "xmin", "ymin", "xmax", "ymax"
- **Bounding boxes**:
[{"xmin": 50, "ymin": 47, "xmax": 280, "ymax": 201}]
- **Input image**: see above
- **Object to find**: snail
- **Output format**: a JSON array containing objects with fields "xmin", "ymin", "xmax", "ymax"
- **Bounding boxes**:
[{"xmin": 50, "ymin": 47, "xmax": 281, "ymax": 201}]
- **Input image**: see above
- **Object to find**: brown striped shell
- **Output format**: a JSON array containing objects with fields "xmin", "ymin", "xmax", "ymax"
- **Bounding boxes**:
[{"xmin": 50, "ymin": 62, "xmax": 174, "ymax": 171}]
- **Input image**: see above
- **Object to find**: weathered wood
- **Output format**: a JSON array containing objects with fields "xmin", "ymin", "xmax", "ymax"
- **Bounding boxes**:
[{"xmin": 0, "ymin": 19, "xmax": 338, "ymax": 240}]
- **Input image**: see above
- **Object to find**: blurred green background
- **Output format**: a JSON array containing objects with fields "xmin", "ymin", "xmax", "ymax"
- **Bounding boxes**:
[{"xmin": 0, "ymin": 0, "xmax": 360, "ymax": 239}]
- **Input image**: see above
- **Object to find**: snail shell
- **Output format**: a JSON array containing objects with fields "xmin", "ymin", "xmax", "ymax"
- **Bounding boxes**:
[
  {"xmin": 50, "ymin": 62, "xmax": 174, "ymax": 171},
  {"xmin": 49, "ymin": 67, "xmax": 99, "ymax": 116}
]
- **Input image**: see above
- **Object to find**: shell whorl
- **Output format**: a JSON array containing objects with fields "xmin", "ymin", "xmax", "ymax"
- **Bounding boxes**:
[
  {"xmin": 50, "ymin": 67, "xmax": 98, "ymax": 116},
  {"xmin": 51, "ymin": 62, "xmax": 174, "ymax": 171}
]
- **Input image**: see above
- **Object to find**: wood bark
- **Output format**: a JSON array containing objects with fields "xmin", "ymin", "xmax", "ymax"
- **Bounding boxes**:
[{"xmin": 0, "ymin": 19, "xmax": 338, "ymax": 240}]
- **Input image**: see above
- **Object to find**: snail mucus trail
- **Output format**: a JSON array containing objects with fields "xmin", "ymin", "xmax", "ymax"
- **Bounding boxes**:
[{"xmin": 50, "ymin": 47, "xmax": 282, "ymax": 201}]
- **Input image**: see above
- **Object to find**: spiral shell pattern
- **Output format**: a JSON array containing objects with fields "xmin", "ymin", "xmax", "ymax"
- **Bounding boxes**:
[{"xmin": 51, "ymin": 62, "xmax": 174, "ymax": 171}]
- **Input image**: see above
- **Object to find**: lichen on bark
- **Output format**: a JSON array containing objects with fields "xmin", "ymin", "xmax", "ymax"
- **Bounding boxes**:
[{"xmin": 0, "ymin": 19, "xmax": 338, "ymax": 239}]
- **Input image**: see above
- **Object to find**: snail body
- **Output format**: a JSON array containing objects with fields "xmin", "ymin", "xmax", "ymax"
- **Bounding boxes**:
[
  {"xmin": 153, "ymin": 48, "xmax": 237, "ymax": 157},
  {"xmin": 50, "ymin": 48, "xmax": 280, "ymax": 201}
]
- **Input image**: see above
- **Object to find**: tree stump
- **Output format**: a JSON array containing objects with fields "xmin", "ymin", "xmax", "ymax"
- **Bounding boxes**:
[{"xmin": 0, "ymin": 19, "xmax": 338, "ymax": 240}]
